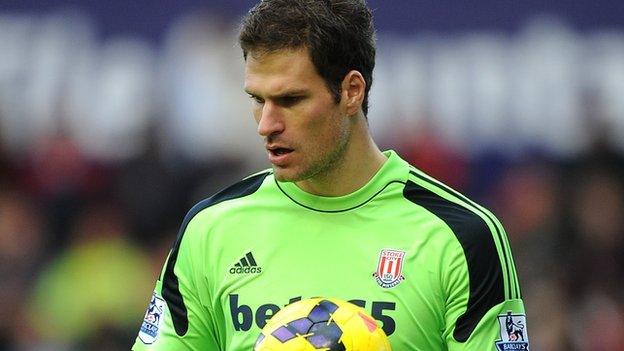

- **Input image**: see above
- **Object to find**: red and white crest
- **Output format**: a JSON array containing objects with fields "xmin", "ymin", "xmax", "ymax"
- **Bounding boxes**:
[{"xmin": 373, "ymin": 249, "xmax": 406, "ymax": 288}]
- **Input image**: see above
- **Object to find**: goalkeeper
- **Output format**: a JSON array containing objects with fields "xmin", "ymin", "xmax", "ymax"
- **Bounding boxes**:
[{"xmin": 132, "ymin": 1, "xmax": 529, "ymax": 350}]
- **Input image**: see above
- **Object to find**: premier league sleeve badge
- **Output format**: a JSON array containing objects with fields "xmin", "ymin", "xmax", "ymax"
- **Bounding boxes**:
[
  {"xmin": 139, "ymin": 292, "xmax": 167, "ymax": 344},
  {"xmin": 495, "ymin": 311, "xmax": 530, "ymax": 350}
]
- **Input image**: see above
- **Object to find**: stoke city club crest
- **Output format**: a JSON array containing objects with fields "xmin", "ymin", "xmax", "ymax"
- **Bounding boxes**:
[{"xmin": 373, "ymin": 249, "xmax": 406, "ymax": 288}]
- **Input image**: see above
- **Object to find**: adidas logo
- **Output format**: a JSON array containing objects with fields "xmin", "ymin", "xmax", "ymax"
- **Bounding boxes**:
[{"xmin": 229, "ymin": 252, "xmax": 262, "ymax": 274}]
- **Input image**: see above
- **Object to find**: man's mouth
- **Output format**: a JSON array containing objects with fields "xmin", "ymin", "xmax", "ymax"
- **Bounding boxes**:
[
  {"xmin": 269, "ymin": 147, "xmax": 293, "ymax": 156},
  {"xmin": 266, "ymin": 146, "xmax": 294, "ymax": 165}
]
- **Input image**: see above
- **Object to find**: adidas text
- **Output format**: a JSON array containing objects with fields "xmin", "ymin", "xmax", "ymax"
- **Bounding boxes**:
[{"xmin": 229, "ymin": 266, "xmax": 262, "ymax": 274}]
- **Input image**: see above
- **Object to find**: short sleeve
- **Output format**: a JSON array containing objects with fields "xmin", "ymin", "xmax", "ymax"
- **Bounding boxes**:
[{"xmin": 442, "ymin": 220, "xmax": 529, "ymax": 351}]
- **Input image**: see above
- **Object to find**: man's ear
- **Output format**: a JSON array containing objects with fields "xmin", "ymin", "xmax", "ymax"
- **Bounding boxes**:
[{"xmin": 341, "ymin": 70, "xmax": 366, "ymax": 116}]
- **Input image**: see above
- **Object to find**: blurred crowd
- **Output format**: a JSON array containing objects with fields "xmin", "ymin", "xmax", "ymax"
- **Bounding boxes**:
[
  {"xmin": 1, "ymin": 9, "xmax": 624, "ymax": 351},
  {"xmin": 0, "ymin": 127, "xmax": 251, "ymax": 350}
]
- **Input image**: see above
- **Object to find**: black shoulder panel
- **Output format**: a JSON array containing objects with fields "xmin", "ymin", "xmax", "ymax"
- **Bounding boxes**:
[
  {"xmin": 162, "ymin": 171, "xmax": 270, "ymax": 336},
  {"xmin": 402, "ymin": 180, "xmax": 504, "ymax": 342}
]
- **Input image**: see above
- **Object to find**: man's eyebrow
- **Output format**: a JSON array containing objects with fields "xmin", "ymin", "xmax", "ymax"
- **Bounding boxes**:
[
  {"xmin": 273, "ymin": 89, "xmax": 308, "ymax": 97},
  {"xmin": 245, "ymin": 89, "xmax": 309, "ymax": 98}
]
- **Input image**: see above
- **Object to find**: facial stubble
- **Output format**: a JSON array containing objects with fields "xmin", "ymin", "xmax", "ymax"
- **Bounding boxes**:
[{"xmin": 274, "ymin": 114, "xmax": 352, "ymax": 184}]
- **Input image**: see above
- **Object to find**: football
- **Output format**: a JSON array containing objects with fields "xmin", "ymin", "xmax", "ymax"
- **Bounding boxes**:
[{"xmin": 254, "ymin": 297, "xmax": 392, "ymax": 351}]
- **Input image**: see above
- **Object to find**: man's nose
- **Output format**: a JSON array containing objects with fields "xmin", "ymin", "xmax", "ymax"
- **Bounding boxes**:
[{"xmin": 257, "ymin": 101, "xmax": 285, "ymax": 137}]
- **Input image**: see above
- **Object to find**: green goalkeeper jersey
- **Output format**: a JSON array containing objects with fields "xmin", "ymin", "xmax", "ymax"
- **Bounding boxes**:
[{"xmin": 132, "ymin": 150, "xmax": 529, "ymax": 351}]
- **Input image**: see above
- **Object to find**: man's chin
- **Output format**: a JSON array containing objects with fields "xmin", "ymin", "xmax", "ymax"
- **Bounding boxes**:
[{"xmin": 272, "ymin": 166, "xmax": 304, "ymax": 183}]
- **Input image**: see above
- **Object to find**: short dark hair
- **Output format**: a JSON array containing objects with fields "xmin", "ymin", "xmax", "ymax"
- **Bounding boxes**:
[{"xmin": 239, "ymin": 0, "xmax": 376, "ymax": 116}]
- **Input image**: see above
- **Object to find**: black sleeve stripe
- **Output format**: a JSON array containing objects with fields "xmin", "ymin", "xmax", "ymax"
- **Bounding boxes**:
[
  {"xmin": 402, "ymin": 180, "xmax": 505, "ymax": 342},
  {"xmin": 504, "ymin": 226, "xmax": 522, "ymax": 299},
  {"xmin": 478, "ymin": 211, "xmax": 514, "ymax": 300},
  {"xmin": 487, "ymin": 213, "xmax": 519, "ymax": 300},
  {"xmin": 513, "ymin": 255, "xmax": 520, "ymax": 297},
  {"xmin": 409, "ymin": 169, "xmax": 517, "ymax": 300},
  {"xmin": 408, "ymin": 169, "xmax": 515, "ymax": 300},
  {"xmin": 162, "ymin": 171, "xmax": 270, "ymax": 336}
]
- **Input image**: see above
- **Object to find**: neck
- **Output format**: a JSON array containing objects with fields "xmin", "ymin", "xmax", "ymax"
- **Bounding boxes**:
[{"xmin": 295, "ymin": 122, "xmax": 387, "ymax": 197}]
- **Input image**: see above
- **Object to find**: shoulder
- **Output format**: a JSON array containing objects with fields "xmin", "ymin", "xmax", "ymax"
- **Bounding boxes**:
[
  {"xmin": 403, "ymin": 166, "xmax": 505, "ymax": 254},
  {"xmin": 169, "ymin": 169, "xmax": 274, "ymax": 246},
  {"xmin": 184, "ymin": 169, "xmax": 273, "ymax": 226},
  {"xmin": 403, "ymin": 165, "xmax": 517, "ymax": 299}
]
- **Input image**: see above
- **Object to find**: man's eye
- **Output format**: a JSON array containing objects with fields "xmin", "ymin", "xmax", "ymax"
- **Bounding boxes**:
[
  {"xmin": 279, "ymin": 96, "xmax": 301, "ymax": 106},
  {"xmin": 249, "ymin": 95, "xmax": 264, "ymax": 104}
]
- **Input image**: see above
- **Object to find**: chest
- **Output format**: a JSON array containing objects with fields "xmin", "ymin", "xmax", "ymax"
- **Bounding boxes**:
[{"xmin": 207, "ymin": 209, "xmax": 452, "ymax": 350}]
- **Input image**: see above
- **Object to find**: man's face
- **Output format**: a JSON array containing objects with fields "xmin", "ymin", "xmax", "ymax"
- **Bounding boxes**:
[{"xmin": 244, "ymin": 48, "xmax": 351, "ymax": 182}]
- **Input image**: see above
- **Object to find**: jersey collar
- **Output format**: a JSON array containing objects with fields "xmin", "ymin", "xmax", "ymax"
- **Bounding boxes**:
[{"xmin": 275, "ymin": 150, "xmax": 407, "ymax": 212}]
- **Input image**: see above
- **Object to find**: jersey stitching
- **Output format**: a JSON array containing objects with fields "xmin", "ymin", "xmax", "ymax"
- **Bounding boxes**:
[
  {"xmin": 408, "ymin": 168, "xmax": 515, "ymax": 300},
  {"xmin": 275, "ymin": 179, "xmax": 407, "ymax": 213}
]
